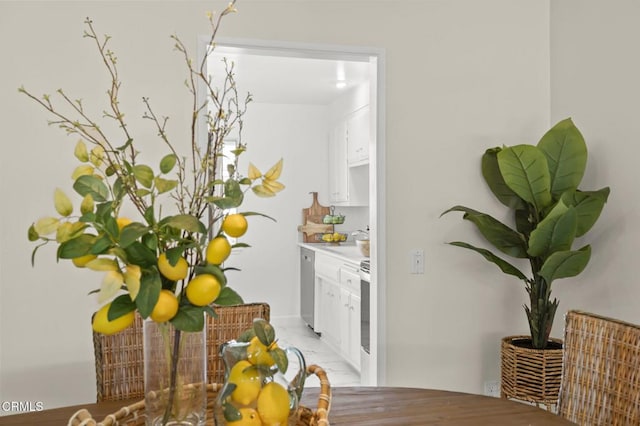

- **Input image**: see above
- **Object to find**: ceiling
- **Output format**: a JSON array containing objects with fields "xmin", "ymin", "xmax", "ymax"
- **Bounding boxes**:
[{"xmin": 207, "ymin": 48, "xmax": 371, "ymax": 105}]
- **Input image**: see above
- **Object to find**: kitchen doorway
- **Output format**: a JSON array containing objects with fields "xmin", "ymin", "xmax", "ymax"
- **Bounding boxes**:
[{"xmin": 200, "ymin": 37, "xmax": 386, "ymax": 386}]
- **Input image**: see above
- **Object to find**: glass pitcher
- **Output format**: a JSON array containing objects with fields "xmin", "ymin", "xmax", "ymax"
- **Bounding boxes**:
[{"xmin": 213, "ymin": 339, "xmax": 306, "ymax": 425}]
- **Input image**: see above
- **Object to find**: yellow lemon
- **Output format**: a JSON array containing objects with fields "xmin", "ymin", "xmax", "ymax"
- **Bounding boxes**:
[
  {"xmin": 247, "ymin": 336, "xmax": 276, "ymax": 367},
  {"xmin": 186, "ymin": 274, "xmax": 221, "ymax": 306},
  {"xmin": 92, "ymin": 303, "xmax": 135, "ymax": 335},
  {"xmin": 228, "ymin": 408, "xmax": 263, "ymax": 426},
  {"xmin": 229, "ymin": 360, "xmax": 262, "ymax": 406},
  {"xmin": 116, "ymin": 217, "xmax": 132, "ymax": 231},
  {"xmin": 222, "ymin": 214, "xmax": 248, "ymax": 238},
  {"xmin": 206, "ymin": 237, "xmax": 231, "ymax": 265},
  {"xmin": 157, "ymin": 253, "xmax": 188, "ymax": 281},
  {"xmin": 256, "ymin": 382, "xmax": 290, "ymax": 425},
  {"xmin": 149, "ymin": 289, "xmax": 179, "ymax": 322},
  {"xmin": 72, "ymin": 254, "xmax": 97, "ymax": 268}
]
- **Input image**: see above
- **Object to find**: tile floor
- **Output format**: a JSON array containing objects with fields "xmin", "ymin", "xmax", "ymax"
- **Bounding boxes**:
[{"xmin": 270, "ymin": 316, "xmax": 361, "ymax": 388}]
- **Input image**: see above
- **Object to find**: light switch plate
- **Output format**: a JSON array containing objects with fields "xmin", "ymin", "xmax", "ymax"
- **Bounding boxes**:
[{"xmin": 410, "ymin": 249, "xmax": 424, "ymax": 274}]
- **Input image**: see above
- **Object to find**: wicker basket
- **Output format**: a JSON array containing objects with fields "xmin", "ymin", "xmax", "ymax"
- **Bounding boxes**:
[
  {"xmin": 500, "ymin": 335, "xmax": 563, "ymax": 406},
  {"xmin": 69, "ymin": 365, "xmax": 331, "ymax": 426}
]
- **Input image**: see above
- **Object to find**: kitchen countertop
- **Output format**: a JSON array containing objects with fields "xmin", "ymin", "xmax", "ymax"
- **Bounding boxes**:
[{"xmin": 298, "ymin": 242, "xmax": 368, "ymax": 265}]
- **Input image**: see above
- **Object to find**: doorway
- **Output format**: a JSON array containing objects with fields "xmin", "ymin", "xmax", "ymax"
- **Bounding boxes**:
[{"xmin": 200, "ymin": 37, "xmax": 386, "ymax": 386}]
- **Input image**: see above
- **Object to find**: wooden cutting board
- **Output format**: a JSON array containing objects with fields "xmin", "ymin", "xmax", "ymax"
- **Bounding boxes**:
[{"xmin": 298, "ymin": 192, "xmax": 332, "ymax": 242}]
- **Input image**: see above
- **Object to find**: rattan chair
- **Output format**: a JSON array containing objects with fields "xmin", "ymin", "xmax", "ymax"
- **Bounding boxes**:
[
  {"xmin": 93, "ymin": 302, "xmax": 270, "ymax": 402},
  {"xmin": 557, "ymin": 310, "xmax": 640, "ymax": 425}
]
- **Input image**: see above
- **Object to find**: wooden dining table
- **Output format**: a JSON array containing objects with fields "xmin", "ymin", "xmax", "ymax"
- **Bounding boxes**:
[{"xmin": 0, "ymin": 386, "xmax": 575, "ymax": 425}]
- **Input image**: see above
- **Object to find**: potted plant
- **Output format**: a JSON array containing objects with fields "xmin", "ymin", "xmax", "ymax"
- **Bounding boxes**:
[{"xmin": 441, "ymin": 118, "xmax": 609, "ymax": 404}]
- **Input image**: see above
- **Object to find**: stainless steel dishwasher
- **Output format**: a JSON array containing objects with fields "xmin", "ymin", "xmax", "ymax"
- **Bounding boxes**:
[{"xmin": 300, "ymin": 247, "xmax": 316, "ymax": 332}]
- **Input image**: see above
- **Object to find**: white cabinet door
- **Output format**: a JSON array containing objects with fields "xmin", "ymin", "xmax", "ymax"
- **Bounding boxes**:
[
  {"xmin": 347, "ymin": 105, "xmax": 370, "ymax": 165},
  {"xmin": 328, "ymin": 122, "xmax": 348, "ymax": 203},
  {"xmin": 339, "ymin": 287, "xmax": 351, "ymax": 357}
]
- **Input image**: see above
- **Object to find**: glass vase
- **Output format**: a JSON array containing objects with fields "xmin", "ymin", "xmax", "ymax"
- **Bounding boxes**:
[
  {"xmin": 143, "ymin": 319, "xmax": 207, "ymax": 426},
  {"xmin": 213, "ymin": 340, "xmax": 306, "ymax": 425}
]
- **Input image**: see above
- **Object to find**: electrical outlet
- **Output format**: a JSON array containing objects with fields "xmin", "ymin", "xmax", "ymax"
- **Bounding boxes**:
[{"xmin": 483, "ymin": 380, "xmax": 500, "ymax": 397}]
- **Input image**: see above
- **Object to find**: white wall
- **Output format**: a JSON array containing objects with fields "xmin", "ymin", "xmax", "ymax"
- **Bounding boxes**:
[
  {"xmin": 549, "ymin": 1, "xmax": 640, "ymax": 329},
  {"xmin": 1, "ymin": 0, "xmax": 551, "ymax": 411},
  {"xmin": 225, "ymin": 102, "xmax": 328, "ymax": 317}
]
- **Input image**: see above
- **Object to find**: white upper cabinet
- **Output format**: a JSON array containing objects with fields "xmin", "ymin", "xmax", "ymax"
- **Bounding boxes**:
[
  {"xmin": 328, "ymin": 121, "xmax": 349, "ymax": 203},
  {"xmin": 347, "ymin": 105, "xmax": 370, "ymax": 166}
]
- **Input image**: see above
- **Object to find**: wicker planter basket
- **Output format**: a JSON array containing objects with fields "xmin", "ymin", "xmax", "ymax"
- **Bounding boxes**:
[
  {"xmin": 69, "ymin": 365, "xmax": 331, "ymax": 426},
  {"xmin": 500, "ymin": 335, "xmax": 563, "ymax": 406}
]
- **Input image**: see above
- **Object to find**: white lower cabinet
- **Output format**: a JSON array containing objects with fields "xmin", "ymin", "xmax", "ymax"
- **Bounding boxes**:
[{"xmin": 314, "ymin": 252, "xmax": 361, "ymax": 371}]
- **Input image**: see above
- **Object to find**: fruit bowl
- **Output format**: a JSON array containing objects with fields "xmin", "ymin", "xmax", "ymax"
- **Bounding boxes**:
[
  {"xmin": 322, "ymin": 214, "xmax": 345, "ymax": 224},
  {"xmin": 320, "ymin": 232, "xmax": 348, "ymax": 243}
]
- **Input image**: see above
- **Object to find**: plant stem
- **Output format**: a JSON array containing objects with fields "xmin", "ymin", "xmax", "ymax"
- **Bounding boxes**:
[{"xmin": 161, "ymin": 328, "xmax": 182, "ymax": 425}]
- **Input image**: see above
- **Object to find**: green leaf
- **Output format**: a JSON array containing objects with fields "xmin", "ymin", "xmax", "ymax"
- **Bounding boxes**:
[
  {"xmin": 113, "ymin": 177, "xmax": 126, "ymax": 202},
  {"xmin": 224, "ymin": 179, "xmax": 244, "ymax": 207},
  {"xmin": 222, "ymin": 398, "xmax": 241, "ymax": 422},
  {"xmin": 539, "ymin": 245, "xmax": 591, "ymax": 285},
  {"xmin": 28, "ymin": 224, "xmax": 39, "ymax": 241},
  {"xmin": 120, "ymin": 223, "xmax": 150, "ymax": 248},
  {"xmin": 108, "ymin": 294, "xmax": 137, "ymax": 321},
  {"xmin": 561, "ymin": 187, "xmax": 610, "ymax": 237},
  {"xmin": 528, "ymin": 201, "xmax": 577, "ymax": 258},
  {"xmin": 90, "ymin": 234, "xmax": 113, "ymax": 255},
  {"xmin": 270, "ymin": 347, "xmax": 288, "ymax": 374},
  {"xmin": 253, "ymin": 318, "xmax": 276, "ymax": 346},
  {"xmin": 537, "ymin": 118, "xmax": 587, "ymax": 199},
  {"xmin": 211, "ymin": 197, "xmax": 241, "ymax": 210},
  {"xmin": 160, "ymin": 154, "xmax": 177, "ymax": 174},
  {"xmin": 57, "ymin": 234, "xmax": 97, "ymax": 259},
  {"xmin": 133, "ymin": 164, "xmax": 154, "ymax": 189},
  {"xmin": 73, "ymin": 175, "xmax": 109, "ymax": 202},
  {"xmin": 124, "ymin": 241, "xmax": 158, "ymax": 268},
  {"xmin": 441, "ymin": 206, "xmax": 527, "ymax": 258},
  {"xmin": 214, "ymin": 286, "xmax": 243, "ymax": 306},
  {"xmin": 497, "ymin": 145, "xmax": 552, "ymax": 211},
  {"xmin": 447, "ymin": 241, "xmax": 528, "ymax": 281},
  {"xmin": 171, "ymin": 305, "xmax": 205, "ymax": 332},
  {"xmin": 136, "ymin": 268, "xmax": 162, "ymax": 318},
  {"xmin": 237, "ymin": 328, "xmax": 255, "ymax": 342},
  {"xmin": 143, "ymin": 206, "xmax": 155, "ymax": 225},
  {"xmin": 241, "ymin": 211, "xmax": 277, "ymax": 222},
  {"xmin": 161, "ymin": 214, "xmax": 207, "ymax": 234},
  {"xmin": 154, "ymin": 176, "xmax": 178, "ymax": 194},
  {"xmin": 482, "ymin": 147, "xmax": 526, "ymax": 210}
]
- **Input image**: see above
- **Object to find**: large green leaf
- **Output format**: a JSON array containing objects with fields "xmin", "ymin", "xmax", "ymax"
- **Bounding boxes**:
[
  {"xmin": 136, "ymin": 268, "xmax": 162, "ymax": 318},
  {"xmin": 124, "ymin": 241, "xmax": 157, "ymax": 268},
  {"xmin": 482, "ymin": 148, "xmax": 525, "ymax": 210},
  {"xmin": 73, "ymin": 175, "xmax": 109, "ymax": 202},
  {"xmin": 160, "ymin": 214, "xmax": 207, "ymax": 234},
  {"xmin": 171, "ymin": 305, "xmax": 205, "ymax": 332},
  {"xmin": 561, "ymin": 187, "xmax": 610, "ymax": 237},
  {"xmin": 120, "ymin": 223, "xmax": 151, "ymax": 248},
  {"xmin": 441, "ymin": 206, "xmax": 527, "ymax": 258},
  {"xmin": 528, "ymin": 201, "xmax": 577, "ymax": 258},
  {"xmin": 57, "ymin": 234, "xmax": 96, "ymax": 259},
  {"xmin": 539, "ymin": 245, "xmax": 591, "ymax": 285},
  {"xmin": 497, "ymin": 145, "xmax": 552, "ymax": 211},
  {"xmin": 447, "ymin": 241, "xmax": 528, "ymax": 280},
  {"xmin": 537, "ymin": 118, "xmax": 587, "ymax": 199}
]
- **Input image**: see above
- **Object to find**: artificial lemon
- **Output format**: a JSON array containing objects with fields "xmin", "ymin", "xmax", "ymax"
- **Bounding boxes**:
[
  {"xmin": 222, "ymin": 214, "xmax": 248, "ymax": 238},
  {"xmin": 116, "ymin": 217, "xmax": 132, "ymax": 231},
  {"xmin": 206, "ymin": 237, "xmax": 231, "ymax": 265},
  {"xmin": 247, "ymin": 336, "xmax": 276, "ymax": 367},
  {"xmin": 186, "ymin": 274, "xmax": 221, "ymax": 306},
  {"xmin": 92, "ymin": 303, "xmax": 135, "ymax": 335},
  {"xmin": 256, "ymin": 382, "xmax": 290, "ymax": 426},
  {"xmin": 157, "ymin": 253, "xmax": 188, "ymax": 281},
  {"xmin": 228, "ymin": 407, "xmax": 263, "ymax": 426},
  {"xmin": 149, "ymin": 289, "xmax": 179, "ymax": 322},
  {"xmin": 72, "ymin": 253, "xmax": 97, "ymax": 268},
  {"xmin": 229, "ymin": 360, "xmax": 262, "ymax": 406}
]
